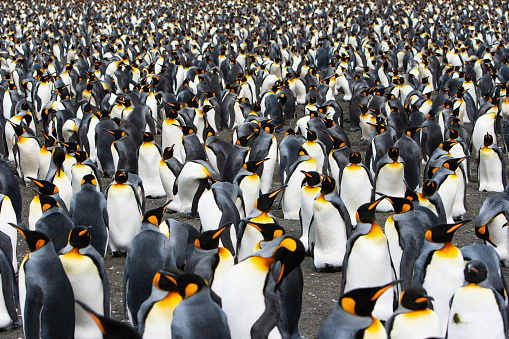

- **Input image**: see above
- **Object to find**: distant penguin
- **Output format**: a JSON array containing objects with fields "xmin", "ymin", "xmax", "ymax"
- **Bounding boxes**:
[
  {"xmin": 38, "ymin": 132, "xmax": 56, "ymax": 180},
  {"xmin": 475, "ymin": 191, "xmax": 509, "ymax": 266},
  {"xmin": 172, "ymin": 273, "xmax": 231, "ymax": 339},
  {"xmin": 339, "ymin": 151, "xmax": 374, "ymax": 225},
  {"xmin": 249, "ymin": 122, "xmax": 278, "ymax": 194},
  {"xmin": 59, "ymin": 226, "xmax": 110, "ymax": 339},
  {"xmin": 309, "ymin": 175, "xmax": 352, "ymax": 272},
  {"xmin": 342, "ymin": 197, "xmax": 397, "ymax": 321},
  {"xmin": 123, "ymin": 202, "xmax": 175, "ymax": 328},
  {"xmin": 478, "ymin": 133, "xmax": 506, "ymax": 192},
  {"xmin": 137, "ymin": 269, "xmax": 182, "ymax": 338},
  {"xmin": 233, "ymin": 159, "xmax": 267, "ymax": 216},
  {"xmin": 417, "ymin": 179, "xmax": 447, "ymax": 223},
  {"xmin": 374, "ymin": 147, "xmax": 405, "ymax": 212},
  {"xmin": 34, "ymin": 194, "xmax": 74, "ymax": 253},
  {"xmin": 412, "ymin": 220, "xmax": 471, "ymax": 334},
  {"xmin": 385, "ymin": 287, "xmax": 442, "ymax": 339},
  {"xmin": 472, "ymin": 112, "xmax": 496, "ymax": 158},
  {"xmin": 105, "ymin": 170, "xmax": 143, "ymax": 256},
  {"xmin": 137, "ymin": 132, "xmax": 165, "ymax": 198},
  {"xmin": 13, "ymin": 225, "xmax": 75, "ymax": 338},
  {"xmin": 317, "ymin": 281, "xmax": 401, "ymax": 338},
  {"xmin": 27, "ymin": 177, "xmax": 68, "ymax": 230},
  {"xmin": 47, "ymin": 147, "xmax": 73, "ymax": 208},
  {"xmin": 299, "ymin": 171, "xmax": 321, "ymax": 254},
  {"xmin": 158, "ymin": 146, "xmax": 183, "ymax": 212},
  {"xmin": 69, "ymin": 174, "xmax": 109, "ymax": 257},
  {"xmin": 222, "ymin": 235, "xmax": 305, "ymax": 339},
  {"xmin": 446, "ymin": 260, "xmax": 507, "ymax": 339},
  {"xmin": 9, "ymin": 120, "xmax": 40, "ymax": 185},
  {"xmin": 69, "ymin": 150, "xmax": 102, "ymax": 194}
]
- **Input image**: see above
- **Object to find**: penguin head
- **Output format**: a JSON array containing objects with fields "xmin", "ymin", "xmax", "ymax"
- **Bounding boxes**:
[
  {"xmin": 448, "ymin": 129, "xmax": 459, "ymax": 140},
  {"xmin": 441, "ymin": 157, "xmax": 465, "ymax": 172},
  {"xmin": 255, "ymin": 187, "xmax": 285, "ymax": 213},
  {"xmin": 261, "ymin": 121, "xmax": 275, "ymax": 134},
  {"xmin": 355, "ymin": 196, "xmax": 385, "ymax": 224},
  {"xmin": 270, "ymin": 236, "xmax": 305, "ymax": 288},
  {"xmin": 68, "ymin": 226, "xmax": 92, "ymax": 249},
  {"xmin": 387, "ymin": 147, "xmax": 400, "ymax": 162},
  {"xmin": 204, "ymin": 125, "xmax": 215, "ymax": 140},
  {"xmin": 400, "ymin": 287, "xmax": 433, "ymax": 311},
  {"xmin": 306, "ymin": 128, "xmax": 318, "ymax": 141},
  {"xmin": 10, "ymin": 224, "xmax": 51, "ymax": 253},
  {"xmin": 28, "ymin": 177, "xmax": 59, "ymax": 195},
  {"xmin": 59, "ymin": 141, "xmax": 79, "ymax": 153},
  {"xmin": 176, "ymin": 125, "xmax": 195, "ymax": 136},
  {"xmin": 105, "ymin": 129, "xmax": 126, "ymax": 141},
  {"xmin": 114, "ymin": 170, "xmax": 129, "ymax": 184},
  {"xmin": 340, "ymin": 280, "xmax": 401, "ymax": 317},
  {"xmin": 81, "ymin": 174, "xmax": 98, "ymax": 187},
  {"xmin": 483, "ymin": 132, "xmax": 494, "ymax": 147},
  {"xmin": 7, "ymin": 120, "xmax": 25, "ymax": 136},
  {"xmin": 142, "ymin": 132, "xmax": 155, "ymax": 142},
  {"xmin": 71, "ymin": 150, "xmax": 88, "ymax": 163},
  {"xmin": 283, "ymin": 128, "xmax": 296, "ymax": 138},
  {"xmin": 301, "ymin": 171, "xmax": 321, "ymax": 187},
  {"xmin": 384, "ymin": 196, "xmax": 414, "ymax": 214},
  {"xmin": 42, "ymin": 132, "xmax": 57, "ymax": 148},
  {"xmin": 194, "ymin": 224, "xmax": 230, "ymax": 250},
  {"xmin": 39, "ymin": 194, "xmax": 59, "ymax": 212},
  {"xmin": 348, "ymin": 151, "xmax": 362, "ymax": 164},
  {"xmin": 142, "ymin": 201, "xmax": 171, "ymax": 227},
  {"xmin": 440, "ymin": 140, "xmax": 458, "ymax": 152},
  {"xmin": 464, "ymin": 260, "xmax": 488, "ymax": 284},
  {"xmin": 244, "ymin": 158, "xmax": 268, "ymax": 173},
  {"xmin": 422, "ymin": 179, "xmax": 438, "ymax": 196},
  {"xmin": 329, "ymin": 135, "xmax": 347, "ymax": 150},
  {"xmin": 320, "ymin": 175, "xmax": 336, "ymax": 196},
  {"xmin": 475, "ymin": 223, "xmax": 497, "ymax": 247},
  {"xmin": 153, "ymin": 268, "xmax": 181, "ymax": 292},
  {"xmin": 176, "ymin": 273, "xmax": 208, "ymax": 299},
  {"xmin": 425, "ymin": 219, "xmax": 472, "ymax": 243},
  {"xmin": 405, "ymin": 127, "xmax": 422, "ymax": 138},
  {"xmin": 242, "ymin": 220, "xmax": 285, "ymax": 242},
  {"xmin": 162, "ymin": 145, "xmax": 175, "ymax": 160}
]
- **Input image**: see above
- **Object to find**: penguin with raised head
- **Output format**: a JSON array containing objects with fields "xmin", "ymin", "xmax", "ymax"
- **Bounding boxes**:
[
  {"xmin": 76, "ymin": 300, "xmax": 140, "ymax": 339},
  {"xmin": 35, "ymin": 194, "xmax": 74, "ymax": 253},
  {"xmin": 204, "ymin": 125, "xmax": 232, "ymax": 176},
  {"xmin": 124, "ymin": 202, "xmax": 175, "ymax": 329},
  {"xmin": 339, "ymin": 151, "xmax": 374, "ymax": 225},
  {"xmin": 317, "ymin": 281, "xmax": 401, "ymax": 338},
  {"xmin": 13, "ymin": 225, "xmax": 75, "ymax": 338},
  {"xmin": 374, "ymin": 147, "xmax": 406, "ymax": 212},
  {"xmin": 342, "ymin": 197, "xmax": 397, "ymax": 321},
  {"xmin": 447, "ymin": 260, "xmax": 507, "ymax": 339},
  {"xmin": 158, "ymin": 146, "xmax": 182, "ymax": 212},
  {"xmin": 185, "ymin": 225, "xmax": 234, "ymax": 298},
  {"xmin": 172, "ymin": 273, "xmax": 231, "ymax": 339},
  {"xmin": 59, "ymin": 226, "xmax": 110, "ymax": 339},
  {"xmin": 478, "ymin": 132, "xmax": 506, "ymax": 192},
  {"xmin": 95, "ymin": 110, "xmax": 118, "ymax": 178},
  {"xmin": 105, "ymin": 170, "xmax": 143, "ymax": 256},
  {"xmin": 394, "ymin": 127, "xmax": 421, "ymax": 191},
  {"xmin": 223, "ymin": 235, "xmax": 304, "ymax": 339},
  {"xmin": 475, "ymin": 190, "xmax": 509, "ymax": 266},
  {"xmin": 137, "ymin": 269, "xmax": 182, "ymax": 338},
  {"xmin": 309, "ymin": 175, "xmax": 352, "ymax": 272},
  {"xmin": 412, "ymin": 220, "xmax": 471, "ymax": 334},
  {"xmin": 69, "ymin": 174, "xmax": 109, "ymax": 257},
  {"xmin": 385, "ymin": 287, "xmax": 442, "ymax": 339}
]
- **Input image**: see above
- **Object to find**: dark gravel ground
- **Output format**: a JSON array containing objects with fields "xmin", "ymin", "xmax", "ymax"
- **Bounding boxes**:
[{"xmin": 1, "ymin": 95, "xmax": 506, "ymax": 339}]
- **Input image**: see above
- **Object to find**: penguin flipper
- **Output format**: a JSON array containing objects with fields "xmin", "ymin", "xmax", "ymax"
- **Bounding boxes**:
[
  {"xmin": 340, "ymin": 233, "xmax": 362, "ymax": 294},
  {"xmin": 0, "ymin": 254, "xmax": 18, "ymax": 323},
  {"xmin": 122, "ymin": 260, "xmax": 129, "ymax": 318},
  {"xmin": 23, "ymin": 284, "xmax": 44, "ymax": 339},
  {"xmin": 384, "ymin": 314, "xmax": 396, "ymax": 336},
  {"xmin": 251, "ymin": 272, "xmax": 280, "ymax": 339}
]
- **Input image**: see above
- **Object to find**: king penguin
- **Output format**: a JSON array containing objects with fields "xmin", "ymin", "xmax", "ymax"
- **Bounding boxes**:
[
  {"xmin": 374, "ymin": 147, "xmax": 405, "ymax": 212},
  {"xmin": 137, "ymin": 132, "xmax": 165, "ymax": 198},
  {"xmin": 299, "ymin": 171, "xmax": 321, "ymax": 254},
  {"xmin": 13, "ymin": 225, "xmax": 75, "ymax": 338},
  {"xmin": 478, "ymin": 132, "xmax": 506, "ymax": 192},
  {"xmin": 0, "ymin": 230, "xmax": 19, "ymax": 330},
  {"xmin": 59, "ymin": 226, "xmax": 110, "ymax": 339}
]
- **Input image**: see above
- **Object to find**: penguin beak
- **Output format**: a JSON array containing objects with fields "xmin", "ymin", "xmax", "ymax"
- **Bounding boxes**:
[
  {"xmin": 415, "ymin": 295, "xmax": 434, "ymax": 303},
  {"xmin": 447, "ymin": 219, "xmax": 472, "ymax": 233},
  {"xmin": 8, "ymin": 223, "xmax": 25, "ymax": 238},
  {"xmin": 371, "ymin": 280, "xmax": 403, "ymax": 301},
  {"xmin": 212, "ymin": 224, "xmax": 229, "ymax": 239}
]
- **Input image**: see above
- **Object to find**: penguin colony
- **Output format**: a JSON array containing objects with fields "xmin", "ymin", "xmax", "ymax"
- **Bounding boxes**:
[{"xmin": 0, "ymin": 0, "xmax": 508, "ymax": 338}]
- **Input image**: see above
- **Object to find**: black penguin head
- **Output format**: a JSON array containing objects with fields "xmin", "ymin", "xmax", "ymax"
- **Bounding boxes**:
[
  {"xmin": 42, "ymin": 132, "xmax": 57, "ymax": 148},
  {"xmin": 475, "ymin": 223, "xmax": 497, "ymax": 247},
  {"xmin": 320, "ymin": 176, "xmax": 336, "ymax": 196},
  {"xmin": 448, "ymin": 129, "xmax": 459, "ymax": 140},
  {"xmin": 71, "ymin": 150, "xmax": 88, "ymax": 163},
  {"xmin": 384, "ymin": 196, "xmax": 414, "ymax": 214},
  {"xmin": 59, "ymin": 141, "xmax": 79, "ymax": 153},
  {"xmin": 243, "ymin": 220, "xmax": 285, "ymax": 242},
  {"xmin": 355, "ymin": 196, "xmax": 385, "ymax": 224},
  {"xmin": 400, "ymin": 287, "xmax": 433, "ymax": 311},
  {"xmin": 464, "ymin": 260, "xmax": 488, "ymax": 284},
  {"xmin": 68, "ymin": 226, "xmax": 92, "ymax": 249},
  {"xmin": 176, "ymin": 125, "xmax": 194, "ymax": 136},
  {"xmin": 176, "ymin": 273, "xmax": 208, "ymax": 299},
  {"xmin": 283, "ymin": 128, "xmax": 296, "ymax": 138},
  {"xmin": 441, "ymin": 157, "xmax": 466, "ymax": 172},
  {"xmin": 271, "ymin": 236, "xmax": 305, "ymax": 287},
  {"xmin": 340, "ymin": 280, "xmax": 401, "ymax": 317},
  {"xmin": 236, "ymin": 135, "xmax": 251, "ymax": 147},
  {"xmin": 422, "ymin": 179, "xmax": 438, "ymax": 196},
  {"xmin": 329, "ymin": 135, "xmax": 347, "ymax": 150},
  {"xmin": 194, "ymin": 224, "xmax": 230, "ymax": 250},
  {"xmin": 39, "ymin": 194, "xmax": 59, "ymax": 212},
  {"xmin": 301, "ymin": 171, "xmax": 321, "ymax": 187},
  {"xmin": 261, "ymin": 121, "xmax": 275, "ymax": 134},
  {"xmin": 348, "ymin": 151, "xmax": 362, "ymax": 164},
  {"xmin": 105, "ymin": 129, "xmax": 126, "ymax": 141},
  {"xmin": 8, "ymin": 120, "xmax": 26, "ymax": 136},
  {"xmin": 388, "ymin": 147, "xmax": 400, "ymax": 162},
  {"xmin": 28, "ymin": 177, "xmax": 59, "ymax": 195},
  {"xmin": 162, "ymin": 145, "xmax": 175, "ymax": 160},
  {"xmin": 114, "ymin": 170, "xmax": 129, "ymax": 184},
  {"xmin": 142, "ymin": 201, "xmax": 171, "ymax": 227},
  {"xmin": 255, "ymin": 187, "xmax": 285, "ymax": 213},
  {"xmin": 153, "ymin": 268, "xmax": 181, "ymax": 292},
  {"xmin": 244, "ymin": 158, "xmax": 268, "ymax": 173},
  {"xmin": 483, "ymin": 133, "xmax": 494, "ymax": 147},
  {"xmin": 142, "ymin": 132, "xmax": 155, "ymax": 142},
  {"xmin": 306, "ymin": 129, "xmax": 318, "ymax": 141},
  {"xmin": 425, "ymin": 219, "xmax": 472, "ymax": 243},
  {"xmin": 441, "ymin": 140, "xmax": 458, "ymax": 152},
  {"xmin": 81, "ymin": 174, "xmax": 98, "ymax": 187},
  {"xmin": 10, "ymin": 223, "xmax": 51, "ymax": 253},
  {"xmin": 405, "ymin": 127, "xmax": 422, "ymax": 138}
]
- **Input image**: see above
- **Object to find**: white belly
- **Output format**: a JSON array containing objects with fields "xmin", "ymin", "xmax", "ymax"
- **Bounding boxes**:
[
  {"xmin": 390, "ymin": 310, "xmax": 442, "ymax": 339},
  {"xmin": 487, "ymin": 214, "xmax": 509, "ymax": 266},
  {"xmin": 17, "ymin": 138, "xmax": 40, "ymax": 185},
  {"xmin": 283, "ymin": 161, "xmax": 316, "ymax": 219},
  {"xmin": 107, "ymin": 186, "xmax": 142, "ymax": 252},
  {"xmin": 138, "ymin": 144, "xmax": 165, "ymax": 198},
  {"xmin": 198, "ymin": 189, "xmax": 222, "ymax": 231},
  {"xmin": 375, "ymin": 164, "xmax": 405, "ymax": 212},
  {"xmin": 260, "ymin": 141, "xmax": 278, "ymax": 194},
  {"xmin": 0, "ymin": 196, "xmax": 17, "ymax": 271},
  {"xmin": 52, "ymin": 171, "xmax": 72, "ymax": 208},
  {"xmin": 340, "ymin": 167, "xmax": 373, "ymax": 224},
  {"xmin": 478, "ymin": 149, "xmax": 504, "ymax": 192},
  {"xmin": 300, "ymin": 187, "xmax": 320, "ymax": 252},
  {"xmin": 240, "ymin": 175, "xmax": 261, "ymax": 216}
]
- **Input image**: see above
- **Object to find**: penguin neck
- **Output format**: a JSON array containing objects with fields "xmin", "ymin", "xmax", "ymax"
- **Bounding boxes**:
[
  {"xmin": 365, "ymin": 316, "xmax": 384, "ymax": 335},
  {"xmin": 141, "ymin": 222, "xmax": 160, "ymax": 232},
  {"xmin": 365, "ymin": 223, "xmax": 384, "ymax": 239},
  {"xmin": 251, "ymin": 211, "xmax": 273, "ymax": 223}
]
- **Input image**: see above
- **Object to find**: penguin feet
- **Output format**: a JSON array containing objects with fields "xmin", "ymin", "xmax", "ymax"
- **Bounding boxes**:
[
  {"xmin": 111, "ymin": 250, "xmax": 127, "ymax": 257},
  {"xmin": 0, "ymin": 320, "xmax": 21, "ymax": 331},
  {"xmin": 316, "ymin": 264, "xmax": 342, "ymax": 273},
  {"xmin": 350, "ymin": 126, "xmax": 360, "ymax": 132}
]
